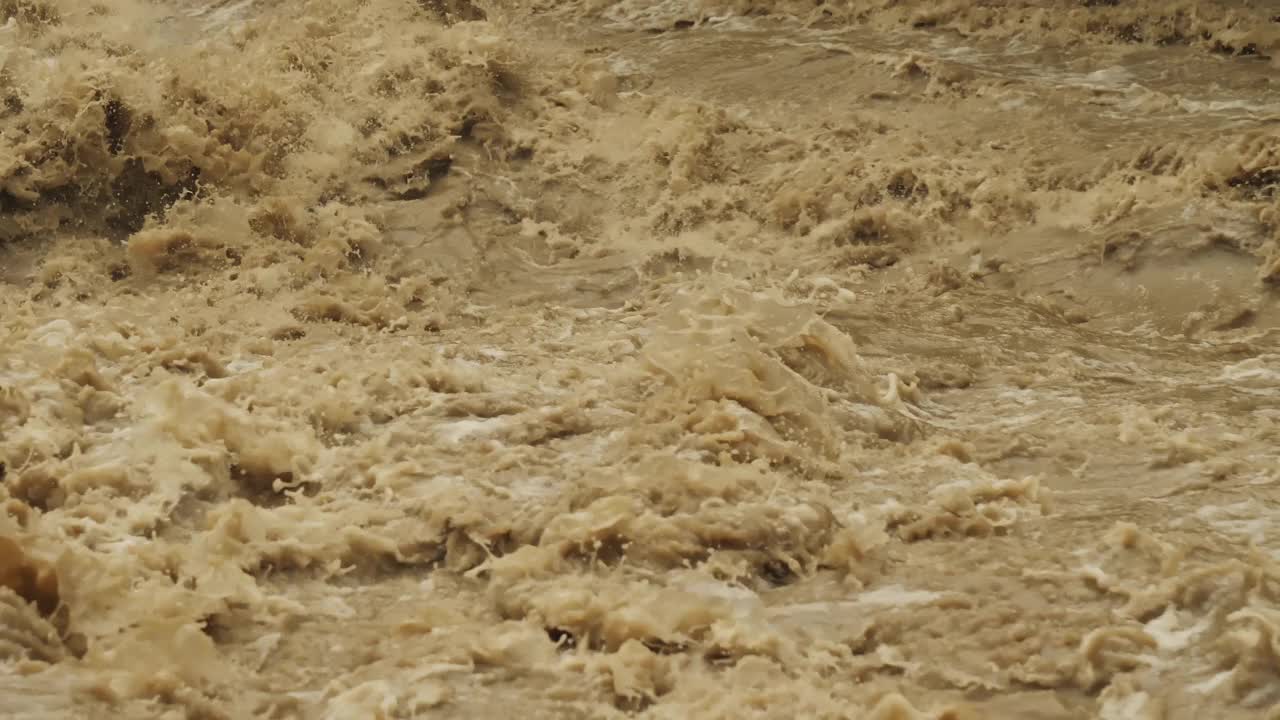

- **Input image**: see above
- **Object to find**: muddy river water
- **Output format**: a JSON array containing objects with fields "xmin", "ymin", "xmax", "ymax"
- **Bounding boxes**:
[{"xmin": 2, "ymin": 1, "xmax": 1280, "ymax": 718}]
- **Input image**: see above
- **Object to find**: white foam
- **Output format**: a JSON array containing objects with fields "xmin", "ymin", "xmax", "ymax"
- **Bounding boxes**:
[{"xmin": 435, "ymin": 417, "xmax": 509, "ymax": 443}]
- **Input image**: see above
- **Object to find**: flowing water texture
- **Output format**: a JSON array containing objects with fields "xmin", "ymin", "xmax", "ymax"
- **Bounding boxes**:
[{"xmin": 2, "ymin": 0, "xmax": 1280, "ymax": 718}]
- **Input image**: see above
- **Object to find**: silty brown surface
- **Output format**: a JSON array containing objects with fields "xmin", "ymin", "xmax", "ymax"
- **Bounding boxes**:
[{"xmin": 2, "ymin": 1, "xmax": 1280, "ymax": 718}]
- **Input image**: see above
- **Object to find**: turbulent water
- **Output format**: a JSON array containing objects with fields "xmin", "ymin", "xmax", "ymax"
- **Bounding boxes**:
[{"xmin": 2, "ymin": 0, "xmax": 1280, "ymax": 717}]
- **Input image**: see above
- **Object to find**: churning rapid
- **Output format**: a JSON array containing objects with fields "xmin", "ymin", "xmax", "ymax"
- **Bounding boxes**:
[{"xmin": 2, "ymin": 0, "xmax": 1279, "ymax": 717}]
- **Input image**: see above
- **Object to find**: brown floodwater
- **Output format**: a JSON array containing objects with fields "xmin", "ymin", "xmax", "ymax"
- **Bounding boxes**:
[{"xmin": 2, "ymin": 1, "xmax": 1280, "ymax": 718}]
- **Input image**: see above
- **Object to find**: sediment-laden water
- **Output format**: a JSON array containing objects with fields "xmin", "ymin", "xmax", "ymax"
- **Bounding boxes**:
[{"xmin": 2, "ymin": 1, "xmax": 1279, "ymax": 717}]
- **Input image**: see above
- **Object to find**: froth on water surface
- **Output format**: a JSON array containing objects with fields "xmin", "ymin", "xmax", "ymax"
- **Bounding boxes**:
[{"xmin": 2, "ymin": 0, "xmax": 1280, "ymax": 718}]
